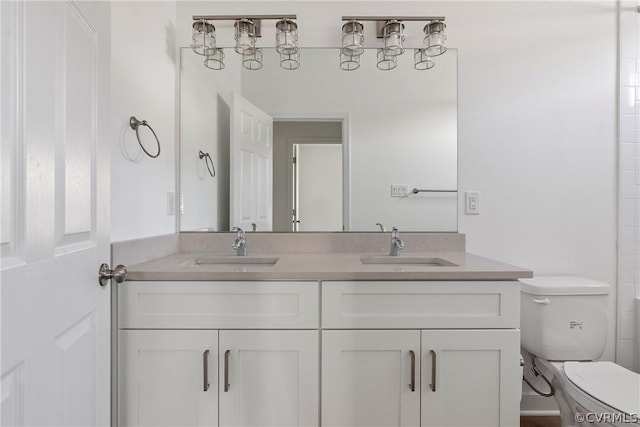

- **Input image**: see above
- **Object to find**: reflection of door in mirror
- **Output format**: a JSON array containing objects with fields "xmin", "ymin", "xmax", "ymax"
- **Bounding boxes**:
[
  {"xmin": 230, "ymin": 92, "xmax": 273, "ymax": 231},
  {"xmin": 294, "ymin": 143, "xmax": 343, "ymax": 232},
  {"xmin": 272, "ymin": 121, "xmax": 343, "ymax": 232}
]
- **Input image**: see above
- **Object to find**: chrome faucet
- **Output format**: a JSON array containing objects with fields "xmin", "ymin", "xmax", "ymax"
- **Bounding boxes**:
[
  {"xmin": 389, "ymin": 227, "xmax": 405, "ymax": 256},
  {"xmin": 376, "ymin": 222, "xmax": 386, "ymax": 232},
  {"xmin": 231, "ymin": 227, "xmax": 247, "ymax": 256}
]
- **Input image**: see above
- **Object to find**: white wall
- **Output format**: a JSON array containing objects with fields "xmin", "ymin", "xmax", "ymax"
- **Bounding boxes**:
[{"xmin": 111, "ymin": 1, "xmax": 177, "ymax": 242}]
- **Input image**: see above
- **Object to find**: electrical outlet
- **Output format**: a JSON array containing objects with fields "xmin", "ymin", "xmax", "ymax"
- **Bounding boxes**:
[
  {"xmin": 390, "ymin": 185, "xmax": 410, "ymax": 198},
  {"xmin": 167, "ymin": 192, "xmax": 175, "ymax": 216},
  {"xmin": 465, "ymin": 191, "xmax": 480, "ymax": 215}
]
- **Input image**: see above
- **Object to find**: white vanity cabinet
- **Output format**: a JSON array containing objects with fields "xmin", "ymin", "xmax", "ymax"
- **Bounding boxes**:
[
  {"xmin": 219, "ymin": 330, "xmax": 318, "ymax": 427},
  {"xmin": 321, "ymin": 330, "xmax": 421, "ymax": 427},
  {"xmin": 420, "ymin": 329, "xmax": 520, "ymax": 427},
  {"xmin": 321, "ymin": 281, "xmax": 521, "ymax": 427},
  {"xmin": 118, "ymin": 279, "xmax": 521, "ymax": 427},
  {"xmin": 118, "ymin": 281, "xmax": 319, "ymax": 427},
  {"xmin": 118, "ymin": 330, "xmax": 219, "ymax": 427}
]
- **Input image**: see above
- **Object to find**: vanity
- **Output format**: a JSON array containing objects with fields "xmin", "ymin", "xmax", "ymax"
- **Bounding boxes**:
[{"xmin": 114, "ymin": 232, "xmax": 532, "ymax": 427}]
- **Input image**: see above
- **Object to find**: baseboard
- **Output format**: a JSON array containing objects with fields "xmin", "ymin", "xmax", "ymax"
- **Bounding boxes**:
[{"xmin": 521, "ymin": 393, "xmax": 560, "ymax": 416}]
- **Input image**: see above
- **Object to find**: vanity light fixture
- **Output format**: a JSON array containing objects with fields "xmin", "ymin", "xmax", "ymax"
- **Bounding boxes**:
[
  {"xmin": 204, "ymin": 48, "xmax": 225, "ymax": 70},
  {"xmin": 276, "ymin": 18, "xmax": 298, "ymax": 55},
  {"xmin": 280, "ymin": 51, "xmax": 300, "ymax": 70},
  {"xmin": 423, "ymin": 20, "xmax": 447, "ymax": 56},
  {"xmin": 234, "ymin": 18, "xmax": 257, "ymax": 54},
  {"xmin": 340, "ymin": 15, "xmax": 446, "ymax": 71},
  {"xmin": 192, "ymin": 15, "xmax": 299, "ymax": 71},
  {"xmin": 242, "ymin": 48, "xmax": 263, "ymax": 70},
  {"xmin": 382, "ymin": 20, "xmax": 405, "ymax": 56},
  {"xmin": 341, "ymin": 20, "xmax": 365, "ymax": 57},
  {"xmin": 339, "ymin": 51, "xmax": 360, "ymax": 71},
  {"xmin": 414, "ymin": 48, "xmax": 435, "ymax": 70},
  {"xmin": 376, "ymin": 48, "xmax": 397, "ymax": 71},
  {"xmin": 191, "ymin": 19, "xmax": 216, "ymax": 56}
]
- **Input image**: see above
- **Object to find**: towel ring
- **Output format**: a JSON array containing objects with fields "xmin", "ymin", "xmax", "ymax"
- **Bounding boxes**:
[
  {"xmin": 199, "ymin": 150, "xmax": 216, "ymax": 178},
  {"xmin": 130, "ymin": 116, "xmax": 161, "ymax": 158}
]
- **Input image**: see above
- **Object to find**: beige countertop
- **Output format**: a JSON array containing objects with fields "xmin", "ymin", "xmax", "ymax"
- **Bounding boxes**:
[{"xmin": 125, "ymin": 251, "xmax": 533, "ymax": 281}]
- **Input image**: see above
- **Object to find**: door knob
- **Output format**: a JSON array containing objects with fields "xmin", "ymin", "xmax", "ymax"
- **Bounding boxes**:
[{"xmin": 98, "ymin": 263, "xmax": 127, "ymax": 287}]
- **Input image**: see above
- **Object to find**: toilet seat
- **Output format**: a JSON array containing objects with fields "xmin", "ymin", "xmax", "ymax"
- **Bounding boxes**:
[{"xmin": 564, "ymin": 361, "xmax": 640, "ymax": 416}]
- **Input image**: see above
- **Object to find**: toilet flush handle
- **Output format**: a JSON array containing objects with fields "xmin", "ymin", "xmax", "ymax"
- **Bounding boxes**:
[{"xmin": 533, "ymin": 297, "xmax": 550, "ymax": 305}]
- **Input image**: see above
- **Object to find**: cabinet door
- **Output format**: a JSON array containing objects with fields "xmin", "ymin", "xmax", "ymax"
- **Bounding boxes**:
[
  {"xmin": 219, "ymin": 330, "xmax": 319, "ymax": 427},
  {"xmin": 322, "ymin": 330, "xmax": 420, "ymax": 427},
  {"xmin": 119, "ymin": 330, "xmax": 218, "ymax": 427},
  {"xmin": 421, "ymin": 330, "xmax": 520, "ymax": 427}
]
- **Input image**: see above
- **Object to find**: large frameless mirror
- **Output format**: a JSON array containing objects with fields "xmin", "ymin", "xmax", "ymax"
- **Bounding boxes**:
[{"xmin": 179, "ymin": 47, "xmax": 457, "ymax": 232}]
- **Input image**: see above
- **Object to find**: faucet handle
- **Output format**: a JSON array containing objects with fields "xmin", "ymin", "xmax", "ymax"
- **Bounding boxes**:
[
  {"xmin": 391, "ymin": 227, "xmax": 400, "ymax": 239},
  {"xmin": 376, "ymin": 223, "xmax": 386, "ymax": 232},
  {"xmin": 232, "ymin": 227, "xmax": 245, "ymax": 239}
]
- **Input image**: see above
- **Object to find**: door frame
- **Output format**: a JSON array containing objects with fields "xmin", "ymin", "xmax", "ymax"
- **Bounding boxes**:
[{"xmin": 273, "ymin": 114, "xmax": 351, "ymax": 231}]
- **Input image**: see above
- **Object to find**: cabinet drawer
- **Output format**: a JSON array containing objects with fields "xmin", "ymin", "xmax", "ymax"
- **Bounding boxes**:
[
  {"xmin": 119, "ymin": 281, "xmax": 319, "ymax": 329},
  {"xmin": 322, "ymin": 281, "xmax": 519, "ymax": 329}
]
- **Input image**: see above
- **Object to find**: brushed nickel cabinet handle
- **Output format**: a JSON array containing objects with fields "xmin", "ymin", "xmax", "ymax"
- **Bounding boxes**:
[
  {"xmin": 224, "ymin": 350, "xmax": 231, "ymax": 392},
  {"xmin": 409, "ymin": 350, "xmax": 416, "ymax": 392},
  {"xmin": 430, "ymin": 350, "xmax": 437, "ymax": 392},
  {"xmin": 203, "ymin": 350, "xmax": 210, "ymax": 392}
]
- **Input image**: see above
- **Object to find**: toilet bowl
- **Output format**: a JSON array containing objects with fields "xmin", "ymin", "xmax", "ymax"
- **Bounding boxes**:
[
  {"xmin": 537, "ymin": 359, "xmax": 639, "ymax": 427},
  {"xmin": 520, "ymin": 276, "xmax": 640, "ymax": 427}
]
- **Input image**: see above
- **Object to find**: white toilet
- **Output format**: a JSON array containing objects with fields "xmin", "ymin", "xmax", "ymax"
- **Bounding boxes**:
[{"xmin": 520, "ymin": 276, "xmax": 640, "ymax": 427}]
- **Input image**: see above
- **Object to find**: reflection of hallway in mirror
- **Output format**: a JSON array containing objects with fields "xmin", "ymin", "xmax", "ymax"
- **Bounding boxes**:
[{"xmin": 272, "ymin": 121, "xmax": 343, "ymax": 232}]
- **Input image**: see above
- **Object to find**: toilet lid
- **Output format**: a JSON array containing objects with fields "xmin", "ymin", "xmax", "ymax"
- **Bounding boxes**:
[{"xmin": 564, "ymin": 361, "xmax": 640, "ymax": 415}]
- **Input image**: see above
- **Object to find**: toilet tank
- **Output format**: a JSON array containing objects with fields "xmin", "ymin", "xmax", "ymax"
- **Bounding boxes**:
[{"xmin": 520, "ymin": 276, "xmax": 610, "ymax": 361}]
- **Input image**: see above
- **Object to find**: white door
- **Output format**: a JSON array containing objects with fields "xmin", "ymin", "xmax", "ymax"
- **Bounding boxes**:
[
  {"xmin": 421, "ymin": 330, "xmax": 521, "ymax": 427},
  {"xmin": 230, "ymin": 92, "xmax": 273, "ymax": 231},
  {"xmin": 1, "ymin": 1, "xmax": 111, "ymax": 426},
  {"xmin": 295, "ymin": 144, "xmax": 342, "ymax": 231},
  {"xmin": 219, "ymin": 330, "xmax": 318, "ymax": 427},
  {"xmin": 119, "ymin": 330, "xmax": 218, "ymax": 427},
  {"xmin": 322, "ymin": 330, "xmax": 420, "ymax": 427}
]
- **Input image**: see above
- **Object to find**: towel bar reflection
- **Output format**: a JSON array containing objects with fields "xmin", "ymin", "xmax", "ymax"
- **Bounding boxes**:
[
  {"xmin": 411, "ymin": 188, "xmax": 457, "ymax": 194},
  {"xmin": 129, "ymin": 116, "xmax": 161, "ymax": 158},
  {"xmin": 199, "ymin": 151, "xmax": 216, "ymax": 178}
]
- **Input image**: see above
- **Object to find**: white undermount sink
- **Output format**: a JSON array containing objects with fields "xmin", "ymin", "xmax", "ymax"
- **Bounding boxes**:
[
  {"xmin": 193, "ymin": 256, "xmax": 279, "ymax": 266},
  {"xmin": 360, "ymin": 256, "xmax": 458, "ymax": 267}
]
